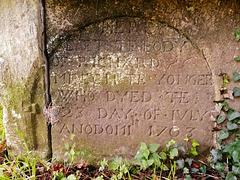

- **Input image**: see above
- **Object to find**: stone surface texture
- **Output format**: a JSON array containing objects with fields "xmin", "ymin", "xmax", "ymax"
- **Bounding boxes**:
[
  {"xmin": 0, "ymin": 0, "xmax": 49, "ymax": 158},
  {"xmin": 1, "ymin": 0, "xmax": 240, "ymax": 163},
  {"xmin": 45, "ymin": 0, "xmax": 240, "ymax": 162}
]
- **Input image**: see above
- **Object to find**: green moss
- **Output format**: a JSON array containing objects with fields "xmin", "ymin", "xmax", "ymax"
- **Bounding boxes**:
[
  {"xmin": 6, "ymin": 83, "xmax": 31, "ymax": 112},
  {"xmin": 4, "ymin": 83, "xmax": 34, "ymax": 148},
  {"xmin": 0, "ymin": 104, "xmax": 5, "ymax": 142},
  {"xmin": 0, "ymin": 104, "xmax": 2, "ymax": 120}
]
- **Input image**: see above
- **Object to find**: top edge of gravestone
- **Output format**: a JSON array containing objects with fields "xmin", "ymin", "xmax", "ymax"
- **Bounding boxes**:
[{"xmin": 45, "ymin": 0, "xmax": 240, "ymax": 54}]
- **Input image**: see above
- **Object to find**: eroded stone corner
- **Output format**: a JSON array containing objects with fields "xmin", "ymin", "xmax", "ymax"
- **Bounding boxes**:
[{"xmin": 0, "ymin": 0, "xmax": 49, "ymax": 159}]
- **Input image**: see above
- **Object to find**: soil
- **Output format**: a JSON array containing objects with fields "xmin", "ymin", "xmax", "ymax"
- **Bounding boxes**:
[
  {"xmin": 36, "ymin": 162, "xmax": 222, "ymax": 180},
  {"xmin": 0, "ymin": 141, "xmax": 222, "ymax": 180}
]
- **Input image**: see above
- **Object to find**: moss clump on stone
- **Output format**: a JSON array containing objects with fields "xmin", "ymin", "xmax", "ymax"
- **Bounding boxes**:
[
  {"xmin": 0, "ymin": 104, "xmax": 2, "ymax": 120},
  {"xmin": 0, "ymin": 104, "xmax": 5, "ymax": 141}
]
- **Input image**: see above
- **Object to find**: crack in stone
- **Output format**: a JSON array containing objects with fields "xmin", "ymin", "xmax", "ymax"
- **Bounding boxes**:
[{"xmin": 41, "ymin": 0, "xmax": 52, "ymax": 160}]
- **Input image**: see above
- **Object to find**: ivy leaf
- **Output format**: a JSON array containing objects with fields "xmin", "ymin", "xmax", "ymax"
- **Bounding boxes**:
[
  {"xmin": 184, "ymin": 175, "xmax": 192, "ymax": 180},
  {"xmin": 177, "ymin": 144, "xmax": 186, "ymax": 153},
  {"xmin": 159, "ymin": 152, "xmax": 167, "ymax": 160},
  {"xmin": 227, "ymin": 121, "xmax": 238, "ymax": 130},
  {"xmin": 176, "ymin": 159, "xmax": 185, "ymax": 169},
  {"xmin": 136, "ymin": 142, "xmax": 150, "ymax": 159},
  {"xmin": 232, "ymin": 165, "xmax": 240, "ymax": 175},
  {"xmin": 148, "ymin": 143, "xmax": 160, "ymax": 153},
  {"xmin": 217, "ymin": 115, "xmax": 226, "ymax": 124},
  {"xmin": 134, "ymin": 151, "xmax": 142, "ymax": 161},
  {"xmin": 191, "ymin": 168, "xmax": 199, "ymax": 173},
  {"xmin": 185, "ymin": 158, "xmax": 193, "ymax": 166},
  {"xmin": 150, "ymin": 153, "xmax": 161, "ymax": 167},
  {"xmin": 114, "ymin": 157, "xmax": 122, "ymax": 164},
  {"xmin": 216, "ymin": 137, "xmax": 222, "ymax": 144},
  {"xmin": 141, "ymin": 159, "xmax": 149, "ymax": 170},
  {"xmin": 140, "ymin": 142, "xmax": 148, "ymax": 150},
  {"xmin": 190, "ymin": 147, "xmax": 198, "ymax": 156},
  {"xmin": 223, "ymin": 140, "xmax": 240, "ymax": 155},
  {"xmin": 226, "ymin": 172, "xmax": 237, "ymax": 180},
  {"xmin": 183, "ymin": 167, "xmax": 189, "ymax": 174},
  {"xmin": 233, "ymin": 72, "xmax": 240, "ymax": 81},
  {"xmin": 217, "ymin": 103, "xmax": 224, "ymax": 110},
  {"xmin": 169, "ymin": 148, "xmax": 178, "ymax": 159},
  {"xmin": 210, "ymin": 149, "xmax": 222, "ymax": 163},
  {"xmin": 228, "ymin": 111, "xmax": 240, "ymax": 121},
  {"xmin": 142, "ymin": 149, "xmax": 150, "ymax": 159},
  {"xmin": 235, "ymin": 29, "xmax": 240, "ymax": 41},
  {"xmin": 108, "ymin": 157, "xmax": 122, "ymax": 170},
  {"xmin": 147, "ymin": 159, "xmax": 154, "ymax": 166},
  {"xmin": 234, "ymin": 57, "xmax": 240, "ymax": 62},
  {"xmin": 214, "ymin": 162, "xmax": 225, "ymax": 172},
  {"xmin": 166, "ymin": 139, "xmax": 176, "ymax": 148},
  {"xmin": 223, "ymin": 77, "xmax": 229, "ymax": 83},
  {"xmin": 232, "ymin": 150, "xmax": 240, "ymax": 163},
  {"xmin": 233, "ymin": 87, "xmax": 240, "ymax": 97},
  {"xmin": 191, "ymin": 139, "xmax": 200, "ymax": 148},
  {"xmin": 219, "ymin": 130, "xmax": 229, "ymax": 140},
  {"xmin": 200, "ymin": 165, "xmax": 206, "ymax": 176}
]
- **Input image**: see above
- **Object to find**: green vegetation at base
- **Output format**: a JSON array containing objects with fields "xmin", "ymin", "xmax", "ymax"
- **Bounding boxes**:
[
  {"xmin": 0, "ymin": 131, "xmax": 44, "ymax": 179},
  {"xmin": 97, "ymin": 138, "xmax": 202, "ymax": 180}
]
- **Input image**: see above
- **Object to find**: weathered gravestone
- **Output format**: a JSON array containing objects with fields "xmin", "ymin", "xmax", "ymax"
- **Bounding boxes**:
[
  {"xmin": 1, "ymin": 0, "xmax": 240, "ymax": 162},
  {"xmin": 49, "ymin": 15, "xmax": 214, "ymax": 161}
]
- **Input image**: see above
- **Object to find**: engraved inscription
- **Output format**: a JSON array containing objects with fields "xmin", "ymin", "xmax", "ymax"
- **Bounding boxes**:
[
  {"xmin": 51, "ymin": 17, "xmax": 214, "ymax": 158},
  {"xmin": 59, "ymin": 123, "xmax": 132, "ymax": 136}
]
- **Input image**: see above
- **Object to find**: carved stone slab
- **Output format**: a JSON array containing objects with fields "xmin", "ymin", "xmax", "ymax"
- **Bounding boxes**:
[{"xmin": 50, "ymin": 17, "xmax": 214, "ymax": 161}]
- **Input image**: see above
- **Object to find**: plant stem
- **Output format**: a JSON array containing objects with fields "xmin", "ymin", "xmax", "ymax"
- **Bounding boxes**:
[
  {"xmin": 172, "ymin": 161, "xmax": 176, "ymax": 180},
  {"xmin": 159, "ymin": 162, "xmax": 163, "ymax": 179},
  {"xmin": 127, "ymin": 170, "xmax": 132, "ymax": 180},
  {"xmin": 101, "ymin": 172, "xmax": 110, "ymax": 179},
  {"xmin": 168, "ymin": 161, "xmax": 172, "ymax": 179}
]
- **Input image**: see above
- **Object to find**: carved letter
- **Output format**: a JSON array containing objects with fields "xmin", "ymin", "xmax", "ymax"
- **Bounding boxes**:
[
  {"xmin": 72, "ymin": 124, "xmax": 83, "ymax": 133},
  {"xmin": 94, "ymin": 124, "xmax": 103, "ymax": 134},
  {"xmin": 186, "ymin": 127, "xmax": 195, "ymax": 138},
  {"xmin": 169, "ymin": 126, "xmax": 180, "ymax": 137},
  {"xmin": 109, "ymin": 108, "xmax": 121, "ymax": 120},
  {"xmin": 59, "ymin": 124, "xmax": 70, "ymax": 134},
  {"xmin": 76, "ymin": 107, "xmax": 84, "ymax": 119},
  {"xmin": 84, "ymin": 125, "xmax": 93, "ymax": 134},
  {"xmin": 106, "ymin": 125, "xmax": 113, "ymax": 135},
  {"xmin": 173, "ymin": 110, "xmax": 190, "ymax": 122},
  {"xmin": 156, "ymin": 126, "xmax": 167, "ymax": 136},
  {"xmin": 121, "ymin": 108, "xmax": 132, "ymax": 120},
  {"xmin": 98, "ymin": 108, "xmax": 107, "ymax": 119},
  {"xmin": 163, "ymin": 41, "xmax": 173, "ymax": 52},
  {"xmin": 107, "ymin": 91, "xmax": 115, "ymax": 101},
  {"xmin": 142, "ymin": 91, "xmax": 151, "ymax": 102}
]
